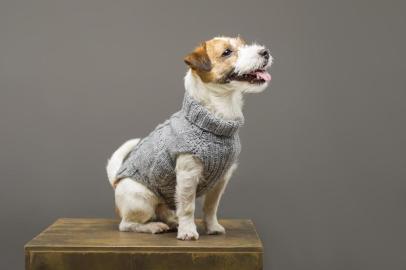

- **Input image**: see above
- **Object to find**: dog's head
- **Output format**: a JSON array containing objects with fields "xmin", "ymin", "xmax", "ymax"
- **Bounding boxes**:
[{"xmin": 184, "ymin": 36, "xmax": 272, "ymax": 93}]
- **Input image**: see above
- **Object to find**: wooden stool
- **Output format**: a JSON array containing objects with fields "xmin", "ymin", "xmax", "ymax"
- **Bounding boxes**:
[{"xmin": 25, "ymin": 218, "xmax": 263, "ymax": 270}]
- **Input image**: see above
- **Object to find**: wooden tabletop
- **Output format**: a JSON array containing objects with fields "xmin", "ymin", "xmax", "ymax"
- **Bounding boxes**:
[{"xmin": 25, "ymin": 218, "xmax": 263, "ymax": 253}]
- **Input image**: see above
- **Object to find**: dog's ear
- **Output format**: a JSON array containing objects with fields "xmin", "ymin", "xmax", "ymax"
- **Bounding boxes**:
[{"xmin": 184, "ymin": 42, "xmax": 212, "ymax": 72}]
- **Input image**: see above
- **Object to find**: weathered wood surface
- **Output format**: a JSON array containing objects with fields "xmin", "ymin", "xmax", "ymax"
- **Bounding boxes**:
[{"xmin": 25, "ymin": 218, "xmax": 263, "ymax": 270}]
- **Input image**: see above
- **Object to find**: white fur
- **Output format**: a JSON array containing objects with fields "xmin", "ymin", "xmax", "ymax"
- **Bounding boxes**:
[
  {"xmin": 184, "ymin": 70, "xmax": 244, "ymax": 120},
  {"xmin": 115, "ymin": 178, "xmax": 170, "ymax": 233},
  {"xmin": 107, "ymin": 37, "xmax": 272, "ymax": 240},
  {"xmin": 234, "ymin": 44, "xmax": 273, "ymax": 75},
  {"xmin": 175, "ymin": 154, "xmax": 202, "ymax": 240},
  {"xmin": 106, "ymin": 138, "xmax": 140, "ymax": 186}
]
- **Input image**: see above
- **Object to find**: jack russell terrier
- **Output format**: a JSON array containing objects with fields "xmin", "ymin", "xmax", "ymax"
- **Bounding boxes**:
[{"xmin": 107, "ymin": 36, "xmax": 273, "ymax": 240}]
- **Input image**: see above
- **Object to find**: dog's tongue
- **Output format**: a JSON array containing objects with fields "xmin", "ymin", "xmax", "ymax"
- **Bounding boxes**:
[{"xmin": 255, "ymin": 70, "xmax": 272, "ymax": 81}]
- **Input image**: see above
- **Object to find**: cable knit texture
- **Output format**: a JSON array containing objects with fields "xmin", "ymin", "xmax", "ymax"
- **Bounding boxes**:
[{"xmin": 116, "ymin": 93, "xmax": 244, "ymax": 209}]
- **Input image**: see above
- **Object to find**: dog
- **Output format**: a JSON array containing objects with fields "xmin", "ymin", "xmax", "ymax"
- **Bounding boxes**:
[{"xmin": 107, "ymin": 36, "xmax": 272, "ymax": 240}]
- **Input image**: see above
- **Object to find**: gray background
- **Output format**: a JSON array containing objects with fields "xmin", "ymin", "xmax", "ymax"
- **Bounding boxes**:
[{"xmin": 1, "ymin": 0, "xmax": 405, "ymax": 269}]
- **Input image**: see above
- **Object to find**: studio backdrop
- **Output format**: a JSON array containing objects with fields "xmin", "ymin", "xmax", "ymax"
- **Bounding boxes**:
[{"xmin": 1, "ymin": 0, "xmax": 405, "ymax": 269}]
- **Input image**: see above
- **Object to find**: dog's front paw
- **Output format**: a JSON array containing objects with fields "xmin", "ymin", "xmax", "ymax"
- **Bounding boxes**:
[
  {"xmin": 177, "ymin": 224, "xmax": 199, "ymax": 240},
  {"xmin": 205, "ymin": 221, "xmax": 226, "ymax": 235}
]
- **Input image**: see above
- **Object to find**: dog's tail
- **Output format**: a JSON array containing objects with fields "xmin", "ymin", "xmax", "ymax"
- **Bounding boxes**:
[{"xmin": 106, "ymin": 138, "xmax": 140, "ymax": 187}]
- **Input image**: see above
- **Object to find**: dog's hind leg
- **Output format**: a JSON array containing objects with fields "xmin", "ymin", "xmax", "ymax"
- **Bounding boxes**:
[
  {"xmin": 115, "ymin": 178, "xmax": 170, "ymax": 234},
  {"xmin": 156, "ymin": 203, "xmax": 178, "ymax": 230}
]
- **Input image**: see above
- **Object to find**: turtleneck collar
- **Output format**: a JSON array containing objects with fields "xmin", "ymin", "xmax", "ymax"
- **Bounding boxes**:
[{"xmin": 181, "ymin": 92, "xmax": 244, "ymax": 137}]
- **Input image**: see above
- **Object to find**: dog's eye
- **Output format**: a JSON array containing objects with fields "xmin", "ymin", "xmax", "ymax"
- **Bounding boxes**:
[{"xmin": 221, "ymin": 48, "xmax": 233, "ymax": 57}]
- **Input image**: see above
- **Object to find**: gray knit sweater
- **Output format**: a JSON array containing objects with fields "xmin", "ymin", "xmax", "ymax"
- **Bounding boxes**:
[{"xmin": 116, "ymin": 93, "xmax": 243, "ymax": 209}]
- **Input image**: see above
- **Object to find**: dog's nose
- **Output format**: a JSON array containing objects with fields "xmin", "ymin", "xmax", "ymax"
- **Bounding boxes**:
[{"xmin": 258, "ymin": 49, "xmax": 270, "ymax": 60}]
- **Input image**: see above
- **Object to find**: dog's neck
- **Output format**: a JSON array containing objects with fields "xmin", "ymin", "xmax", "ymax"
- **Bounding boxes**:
[{"xmin": 184, "ymin": 70, "xmax": 244, "ymax": 121}]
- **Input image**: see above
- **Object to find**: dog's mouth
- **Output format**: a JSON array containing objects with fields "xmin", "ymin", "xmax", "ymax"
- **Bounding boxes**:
[{"xmin": 227, "ymin": 69, "xmax": 271, "ymax": 84}]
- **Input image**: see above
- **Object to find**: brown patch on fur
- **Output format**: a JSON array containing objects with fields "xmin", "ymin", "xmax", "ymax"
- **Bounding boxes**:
[
  {"xmin": 184, "ymin": 37, "xmax": 246, "ymax": 83},
  {"xmin": 115, "ymin": 206, "xmax": 122, "ymax": 218},
  {"xmin": 112, "ymin": 182, "xmax": 118, "ymax": 189},
  {"xmin": 184, "ymin": 42, "xmax": 213, "ymax": 82},
  {"xmin": 112, "ymin": 179, "xmax": 122, "ymax": 218}
]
